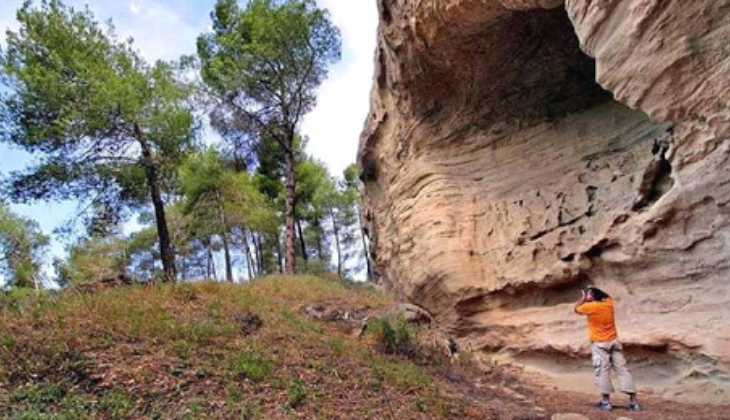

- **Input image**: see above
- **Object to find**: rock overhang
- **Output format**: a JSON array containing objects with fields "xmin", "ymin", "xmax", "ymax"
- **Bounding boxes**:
[{"xmin": 360, "ymin": 0, "xmax": 730, "ymax": 403}]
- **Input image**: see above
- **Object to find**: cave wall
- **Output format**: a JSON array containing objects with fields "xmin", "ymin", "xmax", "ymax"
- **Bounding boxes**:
[{"xmin": 359, "ymin": 0, "xmax": 730, "ymax": 402}]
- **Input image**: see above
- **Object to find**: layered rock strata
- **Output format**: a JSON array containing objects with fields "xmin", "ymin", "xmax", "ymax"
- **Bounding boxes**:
[{"xmin": 360, "ymin": 0, "xmax": 730, "ymax": 402}]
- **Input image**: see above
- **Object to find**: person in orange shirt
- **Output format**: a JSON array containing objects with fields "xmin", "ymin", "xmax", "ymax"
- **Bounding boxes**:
[{"xmin": 574, "ymin": 286, "xmax": 641, "ymax": 412}]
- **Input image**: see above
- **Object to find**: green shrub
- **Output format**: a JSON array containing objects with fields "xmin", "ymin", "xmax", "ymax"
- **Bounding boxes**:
[
  {"xmin": 171, "ymin": 339, "xmax": 193, "ymax": 360},
  {"xmin": 99, "ymin": 388, "xmax": 133, "ymax": 419},
  {"xmin": 225, "ymin": 384, "xmax": 243, "ymax": 404},
  {"xmin": 230, "ymin": 350, "xmax": 274, "ymax": 383},
  {"xmin": 369, "ymin": 317, "xmax": 418, "ymax": 357},
  {"xmin": 171, "ymin": 283, "xmax": 197, "ymax": 303},
  {"xmin": 287, "ymin": 378, "xmax": 307, "ymax": 408},
  {"xmin": 327, "ymin": 337, "xmax": 345, "ymax": 355},
  {"xmin": 12, "ymin": 384, "xmax": 65, "ymax": 405},
  {"xmin": 59, "ymin": 393, "xmax": 96, "ymax": 418},
  {"xmin": 0, "ymin": 288, "xmax": 43, "ymax": 314}
]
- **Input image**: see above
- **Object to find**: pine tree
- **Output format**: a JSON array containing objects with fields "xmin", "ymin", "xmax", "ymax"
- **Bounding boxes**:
[
  {"xmin": 0, "ymin": 0, "xmax": 197, "ymax": 282},
  {"xmin": 197, "ymin": 0, "xmax": 341, "ymax": 275}
]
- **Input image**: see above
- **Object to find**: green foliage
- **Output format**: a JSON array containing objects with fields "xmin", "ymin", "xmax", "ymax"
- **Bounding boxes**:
[
  {"xmin": 1, "ymin": 0, "xmax": 197, "ymax": 282},
  {"xmin": 230, "ymin": 349, "xmax": 274, "ymax": 382},
  {"xmin": 0, "ymin": 203, "xmax": 49, "ymax": 288},
  {"xmin": 124, "ymin": 226, "xmax": 160, "ymax": 280},
  {"xmin": 198, "ymin": 0, "xmax": 342, "ymax": 274},
  {"xmin": 369, "ymin": 316, "xmax": 419, "ymax": 357},
  {"xmin": 180, "ymin": 149, "xmax": 276, "ymax": 236},
  {"xmin": 12, "ymin": 384, "xmax": 65, "ymax": 405},
  {"xmin": 0, "ymin": 287, "xmax": 37, "ymax": 313},
  {"xmin": 56, "ymin": 236, "xmax": 128, "ymax": 286},
  {"xmin": 177, "ymin": 148, "xmax": 278, "ymax": 280},
  {"xmin": 367, "ymin": 352, "xmax": 432, "ymax": 391},
  {"xmin": 0, "ymin": 0, "xmax": 196, "ymax": 205},
  {"xmin": 287, "ymin": 377, "xmax": 307, "ymax": 408},
  {"xmin": 198, "ymin": 0, "xmax": 341, "ymax": 126},
  {"xmin": 98, "ymin": 388, "xmax": 133, "ymax": 419}
]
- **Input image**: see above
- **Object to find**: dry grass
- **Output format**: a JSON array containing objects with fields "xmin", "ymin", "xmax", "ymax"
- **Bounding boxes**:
[{"xmin": 0, "ymin": 276, "xmax": 527, "ymax": 419}]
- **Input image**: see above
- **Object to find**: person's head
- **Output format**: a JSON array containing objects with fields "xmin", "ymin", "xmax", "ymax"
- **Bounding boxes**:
[{"xmin": 584, "ymin": 287, "xmax": 610, "ymax": 302}]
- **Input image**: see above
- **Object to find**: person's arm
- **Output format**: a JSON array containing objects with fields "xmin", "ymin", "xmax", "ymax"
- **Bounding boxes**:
[{"xmin": 574, "ymin": 289, "xmax": 597, "ymax": 315}]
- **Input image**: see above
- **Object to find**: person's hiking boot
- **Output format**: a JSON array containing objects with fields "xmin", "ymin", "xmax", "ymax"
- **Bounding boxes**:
[
  {"xmin": 629, "ymin": 402, "xmax": 642, "ymax": 412},
  {"xmin": 594, "ymin": 400, "xmax": 613, "ymax": 411}
]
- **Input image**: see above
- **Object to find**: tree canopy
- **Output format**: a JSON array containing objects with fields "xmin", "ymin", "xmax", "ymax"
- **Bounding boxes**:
[
  {"xmin": 0, "ymin": 0, "xmax": 198, "ymax": 282},
  {"xmin": 0, "ymin": 0, "xmax": 369, "ymax": 289},
  {"xmin": 197, "ymin": 0, "xmax": 341, "ymax": 275},
  {"xmin": 0, "ymin": 203, "xmax": 49, "ymax": 289}
]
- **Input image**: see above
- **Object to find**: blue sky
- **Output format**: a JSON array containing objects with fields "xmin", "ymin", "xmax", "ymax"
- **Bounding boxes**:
[{"xmin": 0, "ymin": 0, "xmax": 378, "ymax": 281}]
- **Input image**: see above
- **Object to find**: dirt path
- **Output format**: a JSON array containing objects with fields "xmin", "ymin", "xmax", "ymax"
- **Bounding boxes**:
[
  {"xmin": 427, "ymin": 357, "xmax": 729, "ymax": 419},
  {"xmin": 532, "ymin": 387, "xmax": 729, "ymax": 420}
]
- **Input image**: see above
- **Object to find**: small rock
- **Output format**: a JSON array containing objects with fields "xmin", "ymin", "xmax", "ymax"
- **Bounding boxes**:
[
  {"xmin": 551, "ymin": 414, "xmax": 590, "ymax": 420},
  {"xmin": 233, "ymin": 312, "xmax": 263, "ymax": 336},
  {"xmin": 396, "ymin": 303, "xmax": 433, "ymax": 325},
  {"xmin": 616, "ymin": 417, "xmax": 633, "ymax": 420},
  {"xmin": 300, "ymin": 302, "xmax": 371, "ymax": 323}
]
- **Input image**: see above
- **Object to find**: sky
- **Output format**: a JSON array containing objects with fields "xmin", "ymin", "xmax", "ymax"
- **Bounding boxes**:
[{"xmin": 0, "ymin": 0, "xmax": 378, "ymax": 281}]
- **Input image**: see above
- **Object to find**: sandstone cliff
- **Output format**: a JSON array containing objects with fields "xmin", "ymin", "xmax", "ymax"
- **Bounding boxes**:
[{"xmin": 359, "ymin": 0, "xmax": 730, "ymax": 403}]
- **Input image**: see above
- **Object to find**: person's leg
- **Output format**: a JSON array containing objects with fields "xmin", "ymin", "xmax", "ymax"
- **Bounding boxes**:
[
  {"xmin": 592, "ymin": 342, "xmax": 615, "ymax": 408},
  {"xmin": 610, "ymin": 342, "xmax": 637, "ymax": 394},
  {"xmin": 611, "ymin": 341, "xmax": 641, "ymax": 410}
]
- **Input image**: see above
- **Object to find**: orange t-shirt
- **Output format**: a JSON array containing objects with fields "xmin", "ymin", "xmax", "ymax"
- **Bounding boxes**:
[{"xmin": 575, "ymin": 298, "xmax": 617, "ymax": 342}]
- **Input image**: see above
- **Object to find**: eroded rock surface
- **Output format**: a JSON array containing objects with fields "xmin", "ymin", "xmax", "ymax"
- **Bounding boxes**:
[{"xmin": 360, "ymin": 0, "xmax": 730, "ymax": 403}]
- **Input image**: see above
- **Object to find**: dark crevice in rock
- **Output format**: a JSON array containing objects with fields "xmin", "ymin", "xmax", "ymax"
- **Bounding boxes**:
[
  {"xmin": 633, "ymin": 144, "xmax": 674, "ymax": 211},
  {"xmin": 584, "ymin": 239, "xmax": 610, "ymax": 259},
  {"xmin": 528, "ymin": 210, "xmax": 590, "ymax": 242},
  {"xmin": 379, "ymin": 0, "xmax": 392, "ymax": 25}
]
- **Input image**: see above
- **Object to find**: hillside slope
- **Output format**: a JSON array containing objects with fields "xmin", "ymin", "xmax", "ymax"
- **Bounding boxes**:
[
  {"xmin": 0, "ymin": 277, "xmax": 541, "ymax": 419},
  {"xmin": 1, "ymin": 277, "xmax": 728, "ymax": 419}
]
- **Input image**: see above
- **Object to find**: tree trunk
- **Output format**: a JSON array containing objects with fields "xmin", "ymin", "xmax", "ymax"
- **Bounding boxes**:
[
  {"xmin": 242, "ymin": 227, "xmax": 255, "ymax": 281},
  {"xmin": 136, "ymin": 125, "xmax": 175, "ymax": 282},
  {"xmin": 276, "ymin": 233, "xmax": 284, "ymax": 274},
  {"xmin": 330, "ymin": 207, "xmax": 342, "ymax": 279},
  {"xmin": 221, "ymin": 233, "xmax": 233, "ymax": 282},
  {"xmin": 206, "ymin": 237, "xmax": 216, "ymax": 280},
  {"xmin": 254, "ymin": 232, "xmax": 264, "ymax": 276},
  {"xmin": 314, "ymin": 215, "xmax": 324, "ymax": 260},
  {"xmin": 284, "ymin": 147, "xmax": 297, "ymax": 275},
  {"xmin": 215, "ymin": 190, "xmax": 233, "ymax": 282},
  {"xmin": 296, "ymin": 218, "xmax": 308, "ymax": 262}
]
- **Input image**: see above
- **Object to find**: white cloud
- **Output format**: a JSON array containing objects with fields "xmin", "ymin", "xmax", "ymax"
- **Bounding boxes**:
[
  {"xmin": 111, "ymin": 1, "xmax": 204, "ymax": 62},
  {"xmin": 0, "ymin": 14, "xmax": 20, "ymax": 46},
  {"xmin": 302, "ymin": 0, "xmax": 378, "ymax": 176}
]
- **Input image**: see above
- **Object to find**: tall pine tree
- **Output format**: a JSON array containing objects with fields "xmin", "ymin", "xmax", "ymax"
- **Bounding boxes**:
[
  {"xmin": 197, "ymin": 0, "xmax": 341, "ymax": 275},
  {"xmin": 0, "ymin": 1, "xmax": 197, "ymax": 282}
]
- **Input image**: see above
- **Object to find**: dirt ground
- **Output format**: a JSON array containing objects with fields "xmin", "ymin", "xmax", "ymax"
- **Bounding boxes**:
[{"xmin": 533, "ymin": 387, "xmax": 729, "ymax": 420}]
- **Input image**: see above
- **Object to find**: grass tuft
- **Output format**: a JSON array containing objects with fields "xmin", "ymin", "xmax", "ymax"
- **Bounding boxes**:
[
  {"xmin": 287, "ymin": 377, "xmax": 307, "ymax": 408},
  {"xmin": 368, "ymin": 316, "xmax": 420, "ymax": 357},
  {"xmin": 230, "ymin": 349, "xmax": 274, "ymax": 383}
]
